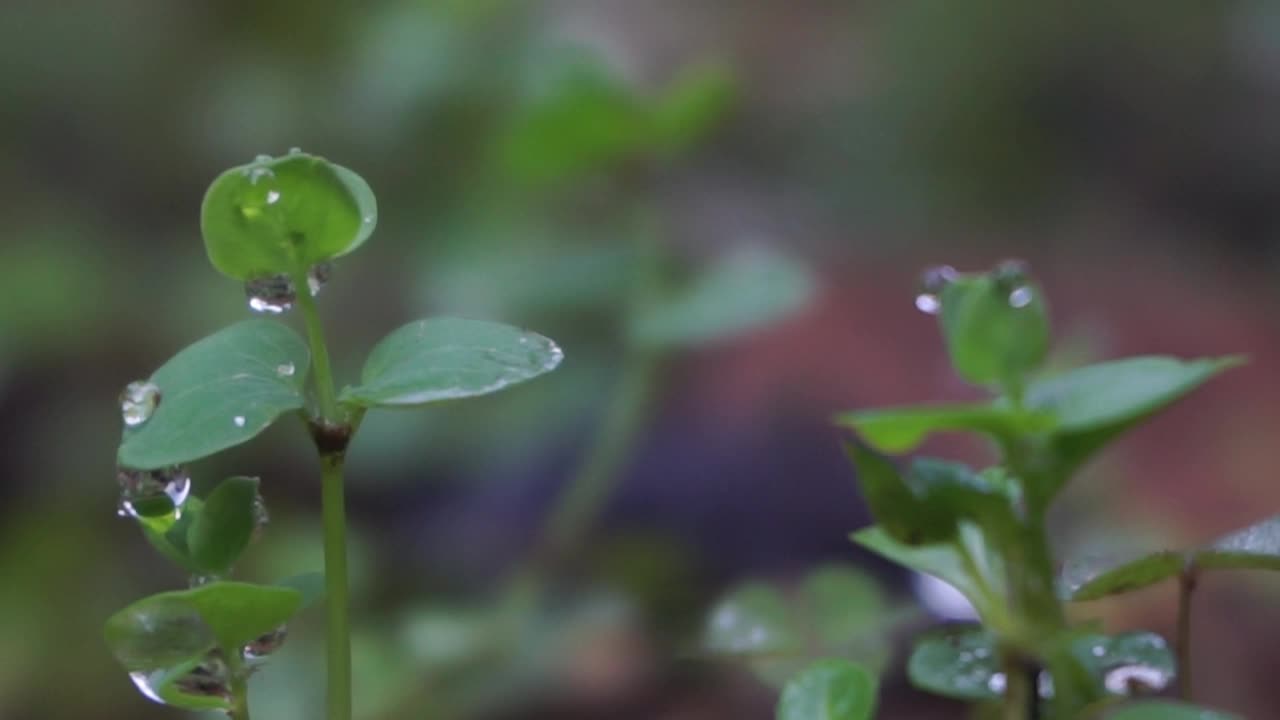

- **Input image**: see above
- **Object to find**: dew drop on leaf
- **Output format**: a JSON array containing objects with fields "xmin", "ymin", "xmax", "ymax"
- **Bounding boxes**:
[
  {"xmin": 120, "ymin": 380, "xmax": 161, "ymax": 427},
  {"xmin": 987, "ymin": 672, "xmax": 1007, "ymax": 694},
  {"xmin": 116, "ymin": 466, "xmax": 191, "ymax": 520},
  {"xmin": 287, "ymin": 146, "xmax": 302, "ymax": 155},
  {"xmin": 242, "ymin": 624, "xmax": 288, "ymax": 663},
  {"xmin": 1008, "ymin": 286, "xmax": 1034, "ymax": 308},
  {"xmin": 915, "ymin": 265, "xmax": 957, "ymax": 315},
  {"xmin": 172, "ymin": 649, "xmax": 232, "ymax": 701},
  {"xmin": 276, "ymin": 362, "xmax": 295, "ymax": 377},
  {"xmin": 306, "ymin": 262, "xmax": 332, "ymax": 296},
  {"xmin": 232, "ymin": 415, "xmax": 246, "ymax": 428},
  {"xmin": 265, "ymin": 189, "xmax": 281, "ymax": 205},
  {"xmin": 245, "ymin": 274, "xmax": 296, "ymax": 314},
  {"xmin": 1103, "ymin": 664, "xmax": 1172, "ymax": 695},
  {"xmin": 254, "ymin": 154, "xmax": 272, "ymax": 163},
  {"xmin": 128, "ymin": 671, "xmax": 167, "ymax": 704}
]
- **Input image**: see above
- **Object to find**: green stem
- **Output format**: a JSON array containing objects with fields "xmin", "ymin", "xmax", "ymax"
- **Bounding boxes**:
[
  {"xmin": 294, "ymin": 277, "xmax": 352, "ymax": 720},
  {"xmin": 227, "ymin": 650, "xmax": 252, "ymax": 720},
  {"xmin": 321, "ymin": 453, "xmax": 351, "ymax": 720},
  {"xmin": 1001, "ymin": 654, "xmax": 1034, "ymax": 720},
  {"xmin": 542, "ymin": 348, "xmax": 661, "ymax": 560},
  {"xmin": 1177, "ymin": 566, "xmax": 1197, "ymax": 701},
  {"xmin": 294, "ymin": 275, "xmax": 341, "ymax": 422}
]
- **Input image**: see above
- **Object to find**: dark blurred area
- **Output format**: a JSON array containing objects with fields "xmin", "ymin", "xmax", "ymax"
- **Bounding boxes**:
[{"xmin": 4, "ymin": 1, "xmax": 1280, "ymax": 718}]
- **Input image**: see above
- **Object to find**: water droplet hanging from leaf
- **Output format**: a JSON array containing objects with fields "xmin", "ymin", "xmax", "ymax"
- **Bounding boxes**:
[{"xmin": 120, "ymin": 380, "xmax": 162, "ymax": 427}]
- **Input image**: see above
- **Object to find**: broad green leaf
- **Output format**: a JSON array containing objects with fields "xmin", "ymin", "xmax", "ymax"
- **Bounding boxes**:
[
  {"xmin": 630, "ymin": 249, "xmax": 814, "ymax": 348},
  {"xmin": 1061, "ymin": 551, "xmax": 1187, "ymax": 602},
  {"xmin": 278, "ymin": 572, "xmax": 326, "ymax": 610},
  {"xmin": 1197, "ymin": 514, "xmax": 1280, "ymax": 571},
  {"xmin": 937, "ymin": 265, "xmax": 1049, "ymax": 388},
  {"xmin": 117, "ymin": 320, "xmax": 310, "ymax": 469},
  {"xmin": 107, "ymin": 582, "xmax": 302, "ymax": 660},
  {"xmin": 907, "ymin": 624, "xmax": 1001, "ymax": 701},
  {"xmin": 188, "ymin": 477, "xmax": 260, "ymax": 574},
  {"xmin": 201, "ymin": 152, "xmax": 375, "ymax": 279},
  {"xmin": 1064, "ymin": 517, "xmax": 1280, "ymax": 602},
  {"xmin": 1068, "ymin": 631, "xmax": 1175, "ymax": 696},
  {"xmin": 1105, "ymin": 701, "xmax": 1240, "ymax": 720},
  {"xmin": 703, "ymin": 582, "xmax": 799, "ymax": 657},
  {"xmin": 853, "ymin": 523, "xmax": 1005, "ymax": 620},
  {"xmin": 836, "ymin": 403, "xmax": 1054, "ymax": 454},
  {"xmin": 652, "ymin": 61, "xmax": 737, "ymax": 154},
  {"xmin": 1027, "ymin": 356, "xmax": 1240, "ymax": 479},
  {"xmin": 776, "ymin": 659, "xmax": 878, "ymax": 720},
  {"xmin": 704, "ymin": 566, "xmax": 893, "ymax": 687},
  {"xmin": 846, "ymin": 443, "xmax": 953, "ymax": 545},
  {"xmin": 339, "ymin": 318, "xmax": 563, "ymax": 408}
]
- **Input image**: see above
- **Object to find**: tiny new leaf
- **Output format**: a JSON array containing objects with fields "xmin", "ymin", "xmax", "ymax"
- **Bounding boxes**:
[
  {"xmin": 188, "ymin": 476, "xmax": 261, "ymax": 575},
  {"xmin": 776, "ymin": 659, "xmax": 878, "ymax": 720}
]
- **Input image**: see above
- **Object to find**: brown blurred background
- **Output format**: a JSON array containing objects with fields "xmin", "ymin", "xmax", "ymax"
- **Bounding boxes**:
[{"xmin": 3, "ymin": 1, "xmax": 1280, "ymax": 718}]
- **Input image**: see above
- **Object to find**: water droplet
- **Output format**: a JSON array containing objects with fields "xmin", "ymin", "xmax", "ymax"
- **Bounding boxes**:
[
  {"xmin": 189, "ymin": 574, "xmax": 220, "ymax": 588},
  {"xmin": 254, "ymin": 154, "xmax": 272, "ymax": 163},
  {"xmin": 248, "ymin": 166, "xmax": 274, "ymax": 185},
  {"xmin": 915, "ymin": 265, "xmax": 957, "ymax": 315},
  {"xmin": 116, "ymin": 466, "xmax": 191, "ymax": 520},
  {"xmin": 266, "ymin": 189, "xmax": 281, "ymax": 205},
  {"xmin": 1103, "ymin": 664, "xmax": 1171, "ymax": 695},
  {"xmin": 172, "ymin": 649, "xmax": 232, "ymax": 700},
  {"xmin": 120, "ymin": 380, "xmax": 161, "ymax": 427},
  {"xmin": 1037, "ymin": 672, "xmax": 1055, "ymax": 699},
  {"xmin": 129, "ymin": 671, "xmax": 167, "ymax": 704},
  {"xmin": 276, "ymin": 362, "xmax": 295, "ymax": 377},
  {"xmin": 245, "ymin": 274, "xmax": 296, "ymax": 314},
  {"xmin": 987, "ymin": 672, "xmax": 1007, "ymax": 694},
  {"xmin": 1091, "ymin": 645, "xmax": 1106, "ymax": 658},
  {"xmin": 306, "ymin": 262, "xmax": 332, "ymax": 296},
  {"xmin": 288, "ymin": 147, "xmax": 303, "ymax": 155},
  {"xmin": 1008, "ymin": 285, "xmax": 1034, "ymax": 308},
  {"xmin": 233, "ymin": 415, "xmax": 246, "ymax": 428},
  {"xmin": 243, "ymin": 625, "xmax": 288, "ymax": 662}
]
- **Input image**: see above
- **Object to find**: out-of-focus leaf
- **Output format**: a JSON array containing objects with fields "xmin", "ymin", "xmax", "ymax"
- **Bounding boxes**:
[
  {"xmin": 776, "ymin": 659, "xmax": 877, "ymax": 720},
  {"xmin": 836, "ymin": 403, "xmax": 1054, "ymax": 454},
  {"xmin": 907, "ymin": 624, "xmax": 1001, "ymax": 701},
  {"xmin": 1197, "ymin": 514, "xmax": 1280, "ymax": 571},
  {"xmin": 652, "ymin": 61, "xmax": 737, "ymax": 153},
  {"xmin": 630, "ymin": 249, "xmax": 813, "ymax": 348},
  {"xmin": 1060, "ymin": 551, "xmax": 1186, "ymax": 602},
  {"xmin": 277, "ymin": 572, "xmax": 326, "ymax": 610},
  {"xmin": 1105, "ymin": 701, "xmax": 1240, "ymax": 719}
]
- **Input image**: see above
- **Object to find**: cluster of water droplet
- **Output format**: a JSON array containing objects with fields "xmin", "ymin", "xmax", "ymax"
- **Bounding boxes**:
[
  {"xmin": 116, "ymin": 465, "xmax": 191, "ymax": 520},
  {"xmin": 244, "ymin": 262, "xmax": 332, "ymax": 315},
  {"xmin": 120, "ymin": 380, "xmax": 161, "ymax": 427},
  {"xmin": 913, "ymin": 260, "xmax": 1038, "ymax": 315},
  {"xmin": 130, "ymin": 649, "xmax": 233, "ymax": 706}
]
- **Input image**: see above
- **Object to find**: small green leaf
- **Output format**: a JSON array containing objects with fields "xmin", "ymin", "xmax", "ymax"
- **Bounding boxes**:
[
  {"xmin": 277, "ymin": 572, "xmax": 326, "ymax": 610},
  {"xmin": 845, "ymin": 443, "xmax": 953, "ymax": 545},
  {"xmin": 1105, "ymin": 701, "xmax": 1240, "ymax": 720},
  {"xmin": 1197, "ymin": 514, "xmax": 1280, "ymax": 571},
  {"xmin": 188, "ymin": 477, "xmax": 260, "ymax": 575},
  {"xmin": 339, "ymin": 318, "xmax": 563, "ymax": 408},
  {"xmin": 140, "ymin": 496, "xmax": 204, "ymax": 572},
  {"xmin": 1061, "ymin": 551, "xmax": 1187, "ymax": 602},
  {"xmin": 201, "ymin": 152, "xmax": 376, "ymax": 280},
  {"xmin": 907, "ymin": 624, "xmax": 1001, "ymax": 701},
  {"xmin": 1027, "ymin": 355, "xmax": 1240, "ymax": 478},
  {"xmin": 852, "ymin": 524, "xmax": 1004, "ymax": 620},
  {"xmin": 937, "ymin": 266, "xmax": 1050, "ymax": 388},
  {"xmin": 107, "ymin": 582, "xmax": 302, "ymax": 662},
  {"xmin": 630, "ymin": 249, "xmax": 814, "ymax": 348},
  {"xmin": 836, "ymin": 403, "xmax": 1054, "ymax": 454},
  {"xmin": 1069, "ymin": 631, "xmax": 1175, "ymax": 697},
  {"xmin": 703, "ymin": 582, "xmax": 799, "ymax": 656},
  {"xmin": 652, "ymin": 61, "xmax": 737, "ymax": 153},
  {"xmin": 776, "ymin": 659, "xmax": 878, "ymax": 720},
  {"xmin": 117, "ymin": 320, "xmax": 310, "ymax": 469}
]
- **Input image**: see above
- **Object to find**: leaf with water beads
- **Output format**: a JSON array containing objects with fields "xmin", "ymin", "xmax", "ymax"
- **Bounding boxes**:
[
  {"xmin": 934, "ymin": 261, "xmax": 1051, "ymax": 388},
  {"xmin": 338, "ymin": 317, "xmax": 564, "ymax": 408},
  {"xmin": 117, "ymin": 319, "xmax": 310, "ymax": 469},
  {"xmin": 907, "ymin": 624, "xmax": 1003, "ymax": 701},
  {"xmin": 1105, "ymin": 701, "xmax": 1241, "ymax": 720},
  {"xmin": 776, "ymin": 659, "xmax": 878, "ymax": 720},
  {"xmin": 629, "ymin": 248, "xmax": 814, "ymax": 349},
  {"xmin": 188, "ymin": 476, "xmax": 262, "ymax": 575},
  {"xmin": 1196, "ymin": 514, "xmax": 1280, "ymax": 571},
  {"xmin": 1069, "ymin": 631, "xmax": 1175, "ymax": 697},
  {"xmin": 200, "ymin": 151, "xmax": 376, "ymax": 280}
]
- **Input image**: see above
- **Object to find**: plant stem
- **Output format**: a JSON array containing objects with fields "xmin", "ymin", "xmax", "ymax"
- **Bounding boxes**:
[
  {"xmin": 542, "ymin": 348, "xmax": 661, "ymax": 560},
  {"xmin": 1177, "ymin": 566, "xmax": 1197, "ymax": 701},
  {"xmin": 1001, "ymin": 655, "xmax": 1035, "ymax": 720},
  {"xmin": 227, "ymin": 652, "xmax": 252, "ymax": 720},
  {"xmin": 294, "ymin": 275, "xmax": 341, "ymax": 422},
  {"xmin": 294, "ymin": 277, "xmax": 352, "ymax": 720},
  {"xmin": 321, "ymin": 453, "xmax": 352, "ymax": 720}
]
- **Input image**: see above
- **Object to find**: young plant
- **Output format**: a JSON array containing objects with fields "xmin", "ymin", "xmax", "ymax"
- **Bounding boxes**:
[
  {"xmin": 823, "ymin": 261, "xmax": 1252, "ymax": 719},
  {"xmin": 104, "ymin": 151, "xmax": 563, "ymax": 720}
]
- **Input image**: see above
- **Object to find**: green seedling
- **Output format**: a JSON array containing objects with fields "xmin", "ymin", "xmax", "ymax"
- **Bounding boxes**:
[{"xmin": 105, "ymin": 151, "xmax": 562, "ymax": 720}]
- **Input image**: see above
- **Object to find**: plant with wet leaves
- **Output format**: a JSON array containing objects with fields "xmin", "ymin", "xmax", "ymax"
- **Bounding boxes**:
[
  {"xmin": 105, "ymin": 151, "xmax": 563, "ymax": 720},
  {"xmin": 729, "ymin": 261, "xmax": 1246, "ymax": 720}
]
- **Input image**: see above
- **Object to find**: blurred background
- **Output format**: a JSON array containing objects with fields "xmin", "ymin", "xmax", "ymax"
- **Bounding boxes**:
[{"xmin": 4, "ymin": 1, "xmax": 1280, "ymax": 718}]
